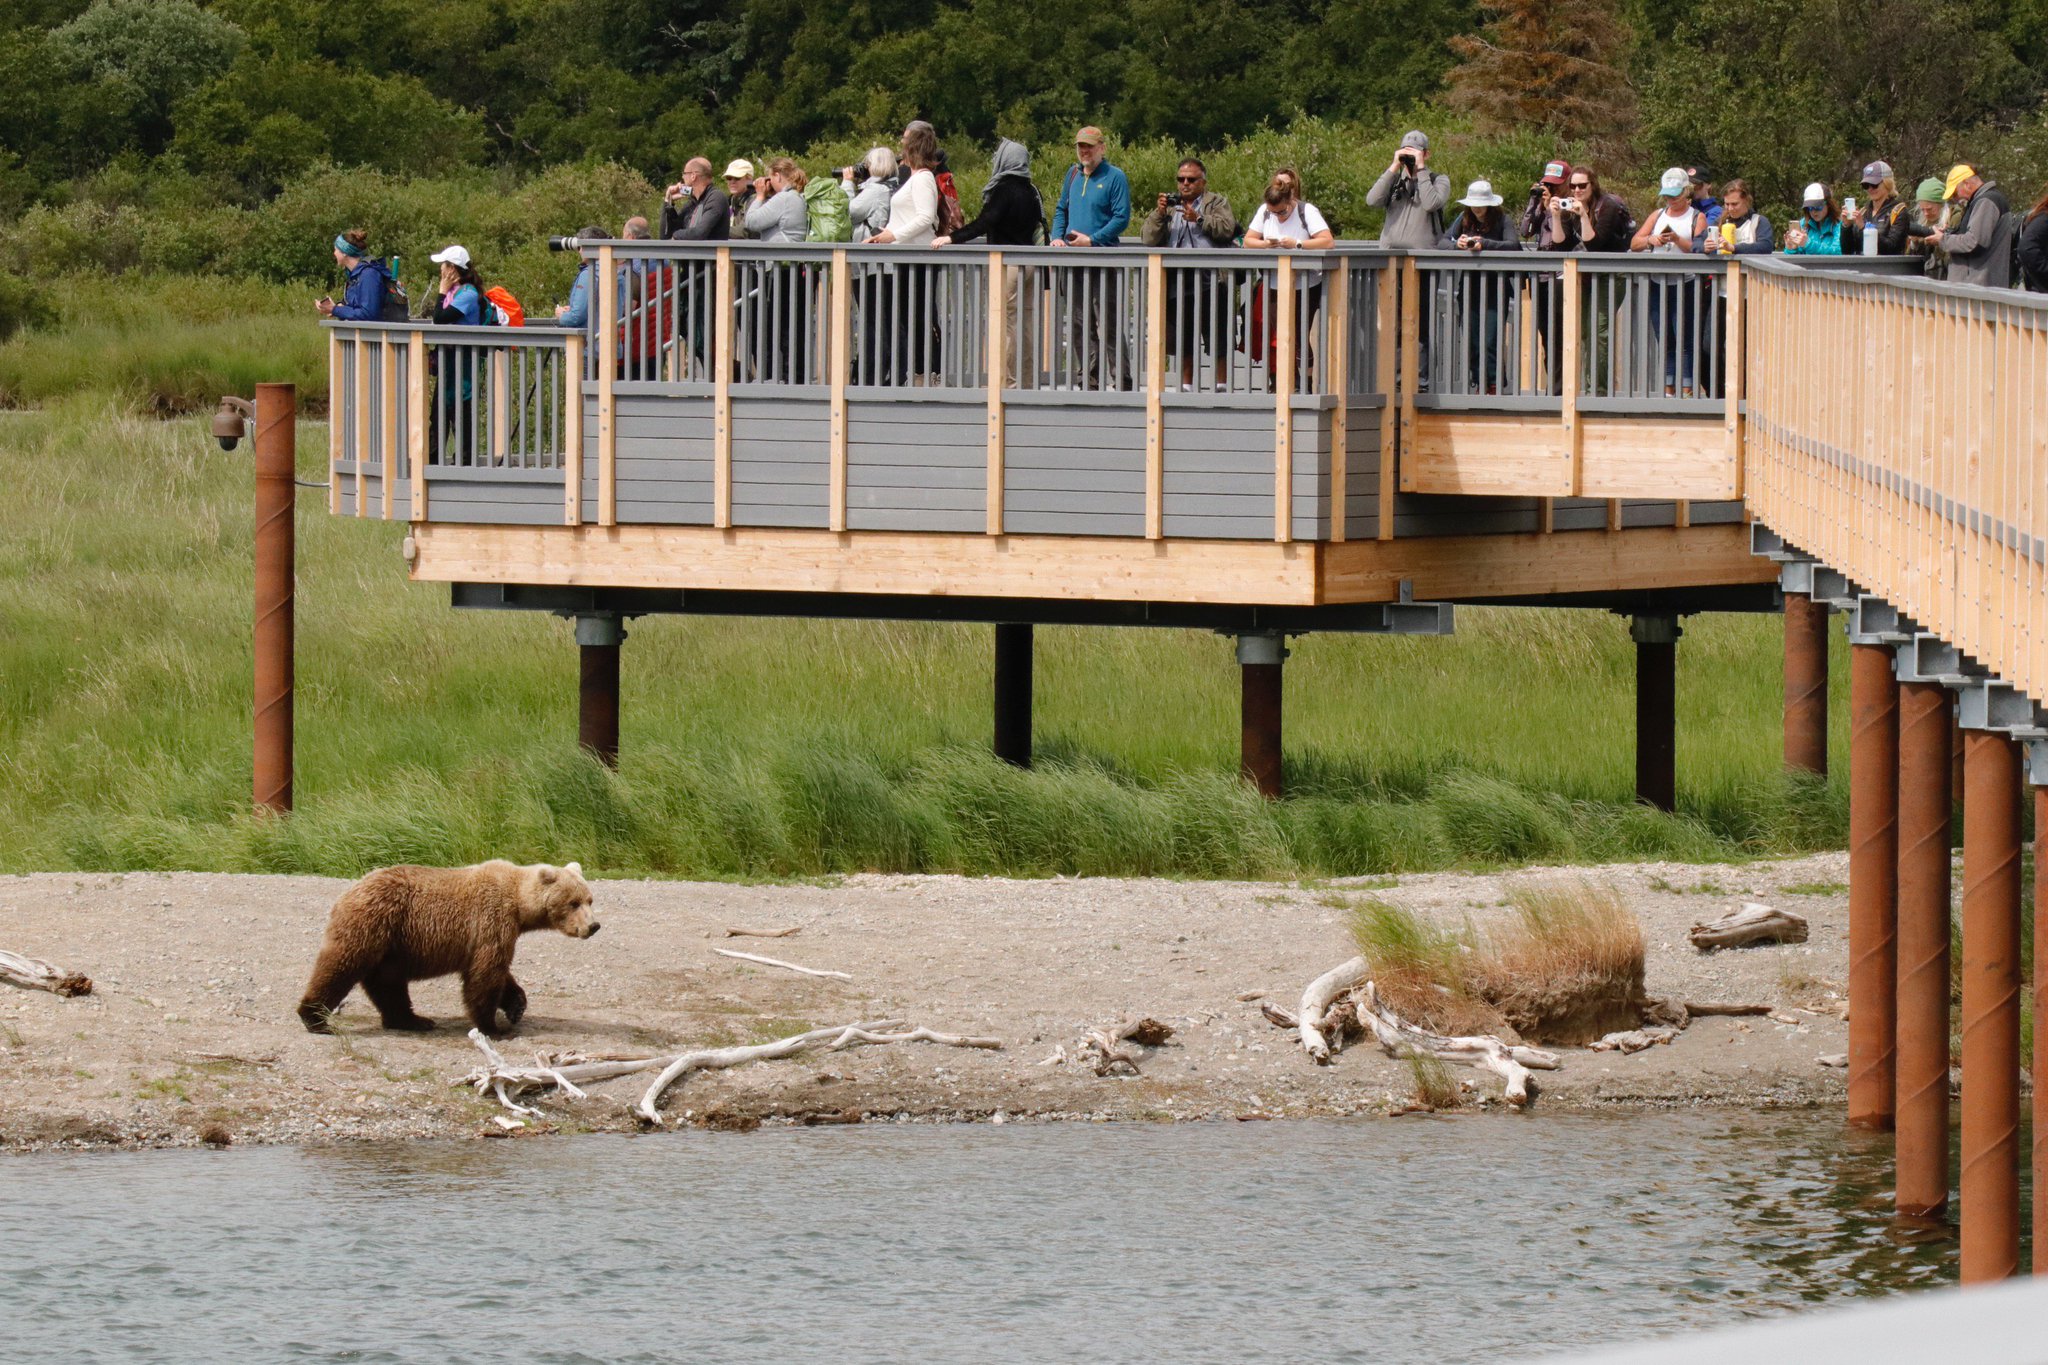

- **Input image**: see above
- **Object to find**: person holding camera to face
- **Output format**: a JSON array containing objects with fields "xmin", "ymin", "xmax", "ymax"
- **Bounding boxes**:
[
  {"xmin": 659, "ymin": 158, "xmax": 729, "ymax": 241},
  {"xmin": 1366, "ymin": 130, "xmax": 1451, "ymax": 248},
  {"xmin": 1142, "ymin": 157, "xmax": 1238, "ymax": 390},
  {"xmin": 840, "ymin": 147, "xmax": 898, "ymax": 242}
]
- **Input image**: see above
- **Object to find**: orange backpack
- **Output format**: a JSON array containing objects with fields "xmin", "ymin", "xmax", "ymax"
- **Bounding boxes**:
[{"xmin": 482, "ymin": 285, "xmax": 524, "ymax": 327}]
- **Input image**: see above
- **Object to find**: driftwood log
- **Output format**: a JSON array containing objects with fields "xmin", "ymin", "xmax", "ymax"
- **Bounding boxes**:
[
  {"xmin": 1081, "ymin": 1016, "xmax": 1175, "ymax": 1075},
  {"xmin": 0, "ymin": 949, "xmax": 91, "ymax": 997},
  {"xmin": 1689, "ymin": 904, "xmax": 1809, "ymax": 950},
  {"xmin": 1297, "ymin": 955, "xmax": 1371, "ymax": 1063},
  {"xmin": 1357, "ymin": 984, "xmax": 1559, "ymax": 1108},
  {"xmin": 724, "ymin": 926, "xmax": 801, "ymax": 938},
  {"xmin": 712, "ymin": 948, "xmax": 851, "ymax": 980}
]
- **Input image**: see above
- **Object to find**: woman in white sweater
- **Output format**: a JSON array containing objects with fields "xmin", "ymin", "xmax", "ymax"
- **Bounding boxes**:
[{"xmin": 866, "ymin": 122, "xmax": 942, "ymax": 382}]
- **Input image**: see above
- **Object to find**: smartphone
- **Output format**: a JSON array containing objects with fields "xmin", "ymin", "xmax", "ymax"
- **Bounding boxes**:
[{"xmin": 1842, "ymin": 195, "xmax": 1857, "ymax": 215}]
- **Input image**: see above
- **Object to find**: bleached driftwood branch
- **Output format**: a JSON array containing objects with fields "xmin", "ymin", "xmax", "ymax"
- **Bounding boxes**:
[
  {"xmin": 712, "ymin": 948, "xmax": 851, "ymax": 980},
  {"xmin": 634, "ymin": 1020, "xmax": 997, "ymax": 1122},
  {"xmin": 1297, "ymin": 955, "xmax": 1370, "ymax": 1063},
  {"xmin": 1689, "ymin": 904, "xmax": 1809, "ymax": 950},
  {"xmin": 0, "ymin": 949, "xmax": 92, "ymax": 997},
  {"xmin": 1080, "ymin": 1016, "xmax": 1175, "ymax": 1076},
  {"xmin": 724, "ymin": 926, "xmax": 800, "ymax": 938},
  {"xmin": 1358, "ymin": 983, "xmax": 1559, "ymax": 1109}
]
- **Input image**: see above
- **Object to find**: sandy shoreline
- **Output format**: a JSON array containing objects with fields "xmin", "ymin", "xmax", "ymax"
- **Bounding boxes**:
[{"xmin": 0, "ymin": 854, "xmax": 1858, "ymax": 1152}]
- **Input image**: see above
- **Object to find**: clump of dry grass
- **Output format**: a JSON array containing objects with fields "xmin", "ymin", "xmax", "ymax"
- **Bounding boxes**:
[
  {"xmin": 1405, "ymin": 1052, "xmax": 1465, "ymax": 1111},
  {"xmin": 1348, "ymin": 879, "xmax": 1647, "ymax": 1046}
]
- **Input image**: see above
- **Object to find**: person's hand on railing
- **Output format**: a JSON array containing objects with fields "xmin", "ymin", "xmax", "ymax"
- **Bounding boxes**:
[
  {"xmin": 930, "ymin": 236, "xmax": 952, "ymax": 248},
  {"xmin": 1061, "ymin": 231, "xmax": 1092, "ymax": 247}
]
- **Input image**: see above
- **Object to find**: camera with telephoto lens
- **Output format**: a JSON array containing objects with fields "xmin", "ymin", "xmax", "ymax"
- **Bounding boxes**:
[{"xmin": 547, "ymin": 236, "xmax": 577, "ymax": 252}]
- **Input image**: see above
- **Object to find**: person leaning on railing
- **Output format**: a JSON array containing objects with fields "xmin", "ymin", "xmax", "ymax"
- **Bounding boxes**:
[
  {"xmin": 1243, "ymin": 167, "xmax": 1334, "ymax": 392},
  {"xmin": 1928, "ymin": 164, "xmax": 2015, "ymax": 287},
  {"xmin": 1908, "ymin": 178, "xmax": 1950, "ymax": 280},
  {"xmin": 427, "ymin": 244, "xmax": 484, "ymax": 465},
  {"xmin": 722, "ymin": 159, "xmax": 757, "ymax": 239},
  {"xmin": 840, "ymin": 147, "xmax": 898, "ymax": 243},
  {"xmin": 1842, "ymin": 161, "xmax": 1924, "ymax": 255},
  {"xmin": 2019, "ymin": 184, "xmax": 2048, "ymax": 292},
  {"xmin": 1520, "ymin": 161, "xmax": 1572, "ymax": 250},
  {"xmin": 553, "ymin": 225, "xmax": 607, "ymax": 328},
  {"xmin": 1139, "ymin": 156, "xmax": 1238, "ymax": 391},
  {"xmin": 1701, "ymin": 179, "xmax": 1773, "ymax": 255},
  {"xmin": 1630, "ymin": 168, "xmax": 1712, "ymax": 398},
  {"xmin": 1782, "ymin": 183, "xmax": 1846, "ymax": 254},
  {"xmin": 1438, "ymin": 180, "xmax": 1522, "ymax": 395},
  {"xmin": 659, "ymin": 158, "xmax": 728, "ymax": 241},
  {"xmin": 1550, "ymin": 166, "xmax": 1634, "ymax": 252},
  {"xmin": 744, "ymin": 159, "xmax": 811, "ymax": 243}
]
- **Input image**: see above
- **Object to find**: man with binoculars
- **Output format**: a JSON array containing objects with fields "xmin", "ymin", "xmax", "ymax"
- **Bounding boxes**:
[{"xmin": 1366, "ymin": 130, "xmax": 1451, "ymax": 248}]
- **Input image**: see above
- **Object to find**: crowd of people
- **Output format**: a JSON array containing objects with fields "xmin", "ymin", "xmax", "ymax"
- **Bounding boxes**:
[{"xmin": 320, "ymin": 121, "xmax": 2048, "ymax": 417}]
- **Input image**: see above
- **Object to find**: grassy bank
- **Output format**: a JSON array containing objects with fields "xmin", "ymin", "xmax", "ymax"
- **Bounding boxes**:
[{"xmin": 0, "ymin": 396, "xmax": 1855, "ymax": 880}]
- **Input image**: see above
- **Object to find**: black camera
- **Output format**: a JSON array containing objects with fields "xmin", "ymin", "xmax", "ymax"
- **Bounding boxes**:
[{"xmin": 547, "ymin": 236, "xmax": 577, "ymax": 252}]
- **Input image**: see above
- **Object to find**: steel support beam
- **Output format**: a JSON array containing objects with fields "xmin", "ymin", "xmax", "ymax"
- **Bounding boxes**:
[
  {"xmin": 1895, "ymin": 678, "xmax": 1954, "ymax": 1220},
  {"xmin": 2037, "ymin": 784, "xmax": 2048, "ymax": 1275},
  {"xmin": 1631, "ymin": 614, "xmax": 1679, "ymax": 813},
  {"xmin": 1960, "ymin": 730, "xmax": 2022, "ymax": 1283},
  {"xmin": 1783, "ymin": 593, "xmax": 1830, "ymax": 777},
  {"xmin": 993, "ymin": 623, "xmax": 1032, "ymax": 769},
  {"xmin": 574, "ymin": 614, "xmax": 623, "ymax": 768},
  {"xmin": 253, "ymin": 383, "xmax": 296, "ymax": 814},
  {"xmin": 1237, "ymin": 632, "xmax": 1286, "ymax": 800},
  {"xmin": 1848, "ymin": 641, "xmax": 1900, "ymax": 1130}
]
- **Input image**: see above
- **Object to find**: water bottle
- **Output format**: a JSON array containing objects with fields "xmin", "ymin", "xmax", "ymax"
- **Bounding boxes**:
[{"xmin": 1861, "ymin": 217, "xmax": 1878, "ymax": 256}]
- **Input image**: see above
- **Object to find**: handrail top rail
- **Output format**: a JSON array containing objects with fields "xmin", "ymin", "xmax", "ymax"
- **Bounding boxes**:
[
  {"xmin": 1404, "ymin": 248, "xmax": 1925, "ymax": 277},
  {"xmin": 323, "ymin": 319, "xmax": 579, "ymax": 340},
  {"xmin": 1739, "ymin": 252, "xmax": 2045, "ymax": 307},
  {"xmin": 576, "ymin": 238, "xmax": 1395, "ymax": 264}
]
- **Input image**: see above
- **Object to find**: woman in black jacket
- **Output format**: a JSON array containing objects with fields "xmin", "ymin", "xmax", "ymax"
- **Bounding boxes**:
[
  {"xmin": 2019, "ymin": 184, "xmax": 2048, "ymax": 293},
  {"xmin": 932, "ymin": 138, "xmax": 1044, "ymax": 383},
  {"xmin": 1436, "ymin": 180, "xmax": 1521, "ymax": 394}
]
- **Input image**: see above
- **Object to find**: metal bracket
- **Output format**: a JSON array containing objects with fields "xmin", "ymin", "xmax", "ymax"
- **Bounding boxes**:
[
  {"xmin": 1233, "ymin": 631, "xmax": 1289, "ymax": 667},
  {"xmin": 1384, "ymin": 601, "xmax": 1454, "ymax": 635},
  {"xmin": 1779, "ymin": 561, "xmax": 1855, "ymax": 609},
  {"xmin": 2027, "ymin": 739, "xmax": 2048, "ymax": 787},
  {"xmin": 1628, "ymin": 614, "xmax": 1681, "ymax": 646},
  {"xmin": 571, "ymin": 613, "xmax": 625, "ymax": 648},
  {"xmin": 1845, "ymin": 595, "xmax": 1914, "ymax": 647},
  {"xmin": 1895, "ymin": 632, "xmax": 1986, "ymax": 687},
  {"xmin": 1956, "ymin": 678, "xmax": 2048, "ymax": 738},
  {"xmin": 1750, "ymin": 523, "xmax": 1805, "ymax": 563}
]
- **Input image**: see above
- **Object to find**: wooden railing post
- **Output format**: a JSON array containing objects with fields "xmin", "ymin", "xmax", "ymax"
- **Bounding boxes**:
[
  {"xmin": 353, "ymin": 336, "xmax": 370, "ymax": 517},
  {"xmin": 1561, "ymin": 258, "xmax": 1583, "ymax": 497},
  {"xmin": 596, "ymin": 244, "xmax": 618, "ymax": 528},
  {"xmin": 713, "ymin": 247, "xmax": 734, "ymax": 529},
  {"xmin": 988, "ymin": 250, "xmax": 1008, "ymax": 536},
  {"xmin": 1325, "ymin": 260, "xmax": 1351, "ymax": 543},
  {"xmin": 488, "ymin": 349, "xmax": 509, "ymax": 467},
  {"xmin": 1376, "ymin": 260, "xmax": 1398, "ymax": 540},
  {"xmin": 1145, "ymin": 252, "xmax": 1165, "ymax": 540},
  {"xmin": 563, "ymin": 333, "xmax": 584, "ymax": 526},
  {"xmin": 1397, "ymin": 257, "xmax": 1419, "ymax": 496},
  {"xmin": 380, "ymin": 340, "xmax": 399, "ymax": 518},
  {"xmin": 832, "ymin": 247, "xmax": 851, "ymax": 533},
  {"xmin": 1274, "ymin": 255, "xmax": 1296, "ymax": 542},
  {"xmin": 406, "ymin": 330, "xmax": 427, "ymax": 521}
]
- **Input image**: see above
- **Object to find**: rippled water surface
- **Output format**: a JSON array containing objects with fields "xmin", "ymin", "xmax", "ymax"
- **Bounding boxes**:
[{"xmin": 3, "ymin": 1113, "xmax": 1997, "ymax": 1362}]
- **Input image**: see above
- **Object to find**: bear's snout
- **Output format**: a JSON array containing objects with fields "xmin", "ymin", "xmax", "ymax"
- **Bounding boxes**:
[{"xmin": 584, "ymin": 921, "xmax": 601, "ymax": 938}]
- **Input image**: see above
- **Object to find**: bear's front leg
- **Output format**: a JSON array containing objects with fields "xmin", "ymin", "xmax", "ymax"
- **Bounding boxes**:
[
  {"xmin": 498, "ymin": 976, "xmax": 528, "ymax": 1028},
  {"xmin": 462, "ymin": 944, "xmax": 516, "ymax": 1036}
]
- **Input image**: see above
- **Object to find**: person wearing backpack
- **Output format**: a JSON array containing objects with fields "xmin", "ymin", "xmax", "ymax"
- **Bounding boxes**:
[
  {"xmin": 428, "ymin": 244, "xmax": 485, "ymax": 465},
  {"xmin": 1930, "ymin": 165, "xmax": 2017, "ymax": 287},
  {"xmin": 317, "ymin": 229, "xmax": 400, "ymax": 322}
]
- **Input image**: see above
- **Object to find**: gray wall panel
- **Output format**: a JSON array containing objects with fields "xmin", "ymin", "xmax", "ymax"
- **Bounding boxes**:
[
  {"xmin": 849, "ymin": 507, "xmax": 984, "ymax": 533},
  {"xmin": 1003, "ymin": 510, "xmax": 1146, "ymax": 536},
  {"xmin": 1619, "ymin": 501, "xmax": 1679, "ymax": 529}
]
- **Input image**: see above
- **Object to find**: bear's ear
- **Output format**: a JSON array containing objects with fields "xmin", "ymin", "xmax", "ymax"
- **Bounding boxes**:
[
  {"xmin": 537, "ymin": 866, "xmax": 558, "ymax": 884},
  {"xmin": 564, "ymin": 861, "xmax": 582, "ymax": 878}
]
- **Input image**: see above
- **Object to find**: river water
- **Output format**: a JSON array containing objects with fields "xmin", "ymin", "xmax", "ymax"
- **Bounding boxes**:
[{"xmin": 3, "ymin": 1112, "xmax": 1995, "ymax": 1362}]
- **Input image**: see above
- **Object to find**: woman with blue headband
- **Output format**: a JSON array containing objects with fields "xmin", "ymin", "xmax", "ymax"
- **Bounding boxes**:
[{"xmin": 316, "ymin": 229, "xmax": 397, "ymax": 321}]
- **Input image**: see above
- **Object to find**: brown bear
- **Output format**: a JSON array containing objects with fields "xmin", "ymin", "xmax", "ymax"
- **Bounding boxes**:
[{"xmin": 297, "ymin": 861, "xmax": 599, "ymax": 1037}]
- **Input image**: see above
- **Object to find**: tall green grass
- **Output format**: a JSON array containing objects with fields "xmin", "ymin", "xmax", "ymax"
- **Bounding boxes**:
[{"xmin": 0, "ymin": 397, "xmax": 1858, "ymax": 880}]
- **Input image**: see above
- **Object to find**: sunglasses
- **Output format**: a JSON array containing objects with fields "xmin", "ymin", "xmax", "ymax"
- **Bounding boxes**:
[
  {"xmin": 1175, "ymin": 174, "xmax": 1200, "ymax": 183},
  {"xmin": 1569, "ymin": 182, "xmax": 1591, "ymax": 190}
]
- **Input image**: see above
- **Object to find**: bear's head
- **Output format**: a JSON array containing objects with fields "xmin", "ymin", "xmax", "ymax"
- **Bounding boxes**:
[{"xmin": 525, "ymin": 861, "xmax": 600, "ymax": 939}]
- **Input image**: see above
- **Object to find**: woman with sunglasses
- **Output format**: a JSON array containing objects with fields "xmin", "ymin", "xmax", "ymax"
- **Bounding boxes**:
[
  {"xmin": 1547, "ymin": 166, "xmax": 1633, "ymax": 252},
  {"xmin": 1782, "ymin": 183, "xmax": 1845, "ymax": 254}
]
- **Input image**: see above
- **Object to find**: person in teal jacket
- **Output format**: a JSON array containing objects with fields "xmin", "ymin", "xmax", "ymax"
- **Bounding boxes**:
[
  {"xmin": 1783, "ymin": 182, "xmax": 1845, "ymax": 255},
  {"xmin": 1050, "ymin": 125, "xmax": 1131, "ymax": 246},
  {"xmin": 1049, "ymin": 125, "xmax": 1134, "ymax": 387}
]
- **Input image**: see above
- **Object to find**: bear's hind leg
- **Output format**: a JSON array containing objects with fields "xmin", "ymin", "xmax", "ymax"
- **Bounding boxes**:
[
  {"xmin": 362, "ymin": 968, "xmax": 436, "ymax": 1032},
  {"xmin": 498, "ymin": 976, "xmax": 527, "ymax": 1028}
]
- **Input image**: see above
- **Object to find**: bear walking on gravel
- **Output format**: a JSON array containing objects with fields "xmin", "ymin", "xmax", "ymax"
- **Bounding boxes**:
[{"xmin": 297, "ymin": 861, "xmax": 600, "ymax": 1037}]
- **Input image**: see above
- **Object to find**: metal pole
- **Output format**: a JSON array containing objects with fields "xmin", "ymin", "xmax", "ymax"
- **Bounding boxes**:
[
  {"xmin": 2035, "ymin": 781, "xmax": 2048, "ymax": 1275},
  {"xmin": 1784, "ymin": 593, "xmax": 1830, "ymax": 776},
  {"xmin": 1631, "ymin": 614, "xmax": 1679, "ymax": 812},
  {"xmin": 252, "ymin": 382, "xmax": 295, "ymax": 815},
  {"xmin": 993, "ymin": 623, "xmax": 1032, "ymax": 768},
  {"xmin": 575, "ymin": 614, "xmax": 623, "ymax": 768},
  {"xmin": 1894, "ymin": 678, "xmax": 1954, "ymax": 1219},
  {"xmin": 1237, "ymin": 632, "xmax": 1286, "ymax": 800},
  {"xmin": 1959, "ymin": 730, "xmax": 2021, "ymax": 1283},
  {"xmin": 1848, "ymin": 642, "xmax": 1900, "ymax": 1129}
]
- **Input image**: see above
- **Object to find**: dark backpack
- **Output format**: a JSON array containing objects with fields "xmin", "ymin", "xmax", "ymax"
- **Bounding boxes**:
[{"xmin": 376, "ymin": 260, "xmax": 410, "ymax": 323}]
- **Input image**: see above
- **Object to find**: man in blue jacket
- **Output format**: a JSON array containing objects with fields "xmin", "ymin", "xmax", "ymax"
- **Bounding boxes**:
[{"xmin": 1050, "ymin": 125, "xmax": 1133, "ymax": 388}]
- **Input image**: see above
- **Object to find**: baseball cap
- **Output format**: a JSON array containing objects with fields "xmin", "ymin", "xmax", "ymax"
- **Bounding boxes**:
[
  {"xmin": 723, "ymin": 158, "xmax": 754, "ymax": 179},
  {"xmin": 1658, "ymin": 166, "xmax": 1689, "ymax": 198},
  {"xmin": 1916, "ymin": 177, "xmax": 1945, "ymax": 203},
  {"xmin": 428, "ymin": 244, "xmax": 471, "ymax": 268},
  {"xmin": 1541, "ymin": 160, "xmax": 1570, "ymax": 187},
  {"xmin": 1801, "ymin": 182, "xmax": 1827, "ymax": 208},
  {"xmin": 1685, "ymin": 163, "xmax": 1713, "ymax": 186},
  {"xmin": 1458, "ymin": 179, "xmax": 1503, "ymax": 208},
  {"xmin": 1400, "ymin": 130, "xmax": 1430, "ymax": 151},
  {"xmin": 1943, "ymin": 164, "xmax": 1976, "ymax": 200},
  {"xmin": 1075, "ymin": 126, "xmax": 1105, "ymax": 146},
  {"xmin": 1861, "ymin": 160, "xmax": 1893, "ymax": 186}
]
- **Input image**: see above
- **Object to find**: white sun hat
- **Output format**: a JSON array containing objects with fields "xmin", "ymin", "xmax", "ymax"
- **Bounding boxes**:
[
  {"xmin": 429, "ymin": 244, "xmax": 472, "ymax": 268},
  {"xmin": 1458, "ymin": 179, "xmax": 1503, "ymax": 208}
]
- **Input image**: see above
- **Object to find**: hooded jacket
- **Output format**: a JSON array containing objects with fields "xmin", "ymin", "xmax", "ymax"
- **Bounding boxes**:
[
  {"xmin": 1944, "ymin": 181, "xmax": 2014, "ymax": 287},
  {"xmin": 1366, "ymin": 163, "xmax": 1451, "ymax": 248},
  {"xmin": 329, "ymin": 258, "xmax": 394, "ymax": 321}
]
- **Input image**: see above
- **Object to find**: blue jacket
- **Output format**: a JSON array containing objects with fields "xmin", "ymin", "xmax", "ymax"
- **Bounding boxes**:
[
  {"xmin": 1723, "ymin": 210, "xmax": 1775, "ymax": 255},
  {"xmin": 329, "ymin": 259, "xmax": 392, "ymax": 321},
  {"xmin": 434, "ymin": 283, "xmax": 483, "ymax": 326},
  {"xmin": 1051, "ymin": 161, "xmax": 1131, "ymax": 246},
  {"xmin": 558, "ymin": 263, "xmax": 594, "ymax": 328},
  {"xmin": 1783, "ymin": 216, "xmax": 1843, "ymax": 255}
]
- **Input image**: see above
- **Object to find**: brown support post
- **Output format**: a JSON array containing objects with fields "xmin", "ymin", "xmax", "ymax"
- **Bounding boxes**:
[
  {"xmin": 1784, "ymin": 593, "xmax": 1830, "ymax": 776},
  {"xmin": 1960, "ymin": 729, "xmax": 2021, "ymax": 1283},
  {"xmin": 1238, "ymin": 632, "xmax": 1286, "ymax": 800},
  {"xmin": 2035, "ymin": 782, "xmax": 2048, "ymax": 1275},
  {"xmin": 252, "ymin": 383, "xmax": 296, "ymax": 815},
  {"xmin": 1631, "ymin": 614, "xmax": 1679, "ymax": 813},
  {"xmin": 1848, "ymin": 642, "xmax": 1900, "ymax": 1130},
  {"xmin": 1894, "ymin": 679, "xmax": 1954, "ymax": 1220},
  {"xmin": 993, "ymin": 623, "xmax": 1032, "ymax": 768},
  {"xmin": 575, "ymin": 615, "xmax": 623, "ymax": 769}
]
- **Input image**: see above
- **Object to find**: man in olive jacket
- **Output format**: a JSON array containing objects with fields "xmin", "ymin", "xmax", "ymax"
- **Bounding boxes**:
[{"xmin": 1142, "ymin": 157, "xmax": 1238, "ymax": 388}]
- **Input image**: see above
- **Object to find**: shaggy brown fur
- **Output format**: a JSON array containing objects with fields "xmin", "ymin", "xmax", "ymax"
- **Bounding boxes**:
[{"xmin": 297, "ymin": 861, "xmax": 599, "ymax": 1037}]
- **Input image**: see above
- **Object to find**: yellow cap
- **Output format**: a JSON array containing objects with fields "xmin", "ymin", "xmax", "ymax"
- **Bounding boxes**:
[{"xmin": 1943, "ymin": 164, "xmax": 1976, "ymax": 200}]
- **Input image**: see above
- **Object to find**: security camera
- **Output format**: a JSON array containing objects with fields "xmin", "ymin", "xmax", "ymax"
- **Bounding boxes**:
[{"xmin": 212, "ymin": 395, "xmax": 254, "ymax": 451}]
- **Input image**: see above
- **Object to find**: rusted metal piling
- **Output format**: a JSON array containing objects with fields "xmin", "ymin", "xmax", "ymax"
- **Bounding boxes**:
[
  {"xmin": 994, "ymin": 623, "xmax": 1032, "ymax": 768},
  {"xmin": 1893, "ymin": 679, "xmax": 1953, "ymax": 1219},
  {"xmin": 1238, "ymin": 633, "xmax": 1284, "ymax": 800},
  {"xmin": 1783, "ymin": 594, "xmax": 1829, "ymax": 776},
  {"xmin": 1959, "ymin": 731, "xmax": 2021, "ymax": 1282},
  {"xmin": 1847, "ymin": 643, "xmax": 1900, "ymax": 1129},
  {"xmin": 1632, "ymin": 615, "xmax": 1678, "ymax": 813},
  {"xmin": 252, "ymin": 383, "xmax": 296, "ymax": 815},
  {"xmin": 575, "ymin": 615, "xmax": 622, "ymax": 768},
  {"xmin": 2036, "ymin": 785, "xmax": 2048, "ymax": 1275}
]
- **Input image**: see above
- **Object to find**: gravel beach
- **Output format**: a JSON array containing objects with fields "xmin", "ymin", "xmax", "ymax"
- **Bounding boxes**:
[{"xmin": 0, "ymin": 853, "xmax": 1861, "ymax": 1151}]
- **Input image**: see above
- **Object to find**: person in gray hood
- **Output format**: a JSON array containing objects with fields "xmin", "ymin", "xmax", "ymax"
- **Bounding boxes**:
[{"xmin": 1366, "ymin": 130, "xmax": 1451, "ymax": 248}]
